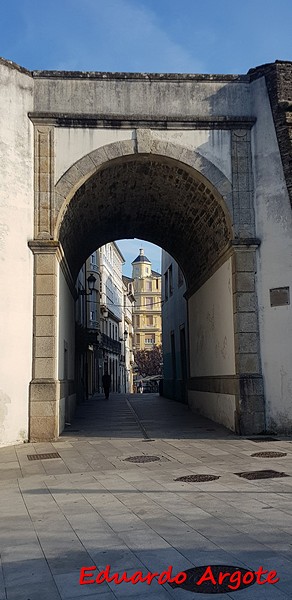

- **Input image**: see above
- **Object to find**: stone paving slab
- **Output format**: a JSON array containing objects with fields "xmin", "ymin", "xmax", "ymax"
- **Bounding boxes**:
[{"xmin": 1, "ymin": 394, "xmax": 292, "ymax": 598}]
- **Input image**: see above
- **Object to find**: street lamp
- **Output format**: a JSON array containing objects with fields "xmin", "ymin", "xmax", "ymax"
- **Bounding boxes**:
[
  {"xmin": 119, "ymin": 330, "xmax": 128, "ymax": 341},
  {"xmin": 77, "ymin": 274, "xmax": 98, "ymax": 297}
]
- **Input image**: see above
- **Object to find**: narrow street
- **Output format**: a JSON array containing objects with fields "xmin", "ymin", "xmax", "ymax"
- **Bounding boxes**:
[{"xmin": 1, "ymin": 394, "xmax": 292, "ymax": 599}]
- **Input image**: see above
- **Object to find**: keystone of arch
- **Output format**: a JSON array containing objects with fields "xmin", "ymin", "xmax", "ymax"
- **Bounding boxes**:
[{"xmin": 54, "ymin": 132, "xmax": 232, "ymax": 234}]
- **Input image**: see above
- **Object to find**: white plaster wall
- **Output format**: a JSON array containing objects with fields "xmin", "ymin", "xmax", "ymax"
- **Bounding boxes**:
[
  {"xmin": 55, "ymin": 127, "xmax": 231, "ymax": 185},
  {"xmin": 188, "ymin": 391, "xmax": 236, "ymax": 431},
  {"xmin": 152, "ymin": 130, "xmax": 231, "ymax": 182},
  {"xmin": 58, "ymin": 268, "xmax": 75, "ymax": 381},
  {"xmin": 58, "ymin": 268, "xmax": 75, "ymax": 433},
  {"xmin": 188, "ymin": 258, "xmax": 235, "ymax": 377},
  {"xmin": 251, "ymin": 77, "xmax": 292, "ymax": 432},
  {"xmin": 55, "ymin": 129, "xmax": 134, "ymax": 183},
  {"xmin": 0, "ymin": 63, "xmax": 34, "ymax": 446}
]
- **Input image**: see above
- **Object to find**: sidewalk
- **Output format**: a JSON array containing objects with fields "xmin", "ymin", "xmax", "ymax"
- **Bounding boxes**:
[{"xmin": 1, "ymin": 393, "xmax": 292, "ymax": 599}]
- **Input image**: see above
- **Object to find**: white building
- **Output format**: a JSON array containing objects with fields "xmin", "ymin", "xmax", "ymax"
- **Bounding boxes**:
[
  {"xmin": 99, "ymin": 242, "xmax": 125, "ymax": 392},
  {"xmin": 75, "ymin": 242, "xmax": 135, "ymax": 400}
]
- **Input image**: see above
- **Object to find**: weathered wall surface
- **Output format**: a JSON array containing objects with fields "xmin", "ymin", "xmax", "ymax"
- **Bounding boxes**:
[
  {"xmin": 187, "ymin": 259, "xmax": 236, "ymax": 430},
  {"xmin": 58, "ymin": 268, "xmax": 75, "ymax": 432},
  {"xmin": 251, "ymin": 75, "xmax": 292, "ymax": 432},
  {"xmin": 188, "ymin": 391, "xmax": 236, "ymax": 432},
  {"xmin": 55, "ymin": 129, "xmax": 133, "ymax": 183},
  {"xmin": 0, "ymin": 61, "xmax": 34, "ymax": 445},
  {"xmin": 33, "ymin": 73, "xmax": 251, "ymax": 117},
  {"xmin": 188, "ymin": 258, "xmax": 235, "ymax": 377},
  {"xmin": 54, "ymin": 127, "xmax": 232, "ymax": 186}
]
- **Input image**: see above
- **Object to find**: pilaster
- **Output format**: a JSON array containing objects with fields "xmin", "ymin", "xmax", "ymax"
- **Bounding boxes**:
[
  {"xmin": 232, "ymin": 243, "xmax": 265, "ymax": 434},
  {"xmin": 28, "ymin": 240, "xmax": 60, "ymax": 441},
  {"xmin": 231, "ymin": 129, "xmax": 255, "ymax": 237},
  {"xmin": 34, "ymin": 125, "xmax": 55, "ymax": 239}
]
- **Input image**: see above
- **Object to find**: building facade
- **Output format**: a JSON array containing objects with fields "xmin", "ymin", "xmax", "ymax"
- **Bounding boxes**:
[
  {"xmin": 1, "ymin": 59, "xmax": 292, "ymax": 443},
  {"xmin": 132, "ymin": 249, "xmax": 162, "ymax": 352},
  {"xmin": 161, "ymin": 252, "xmax": 188, "ymax": 403},
  {"xmin": 75, "ymin": 242, "xmax": 135, "ymax": 405},
  {"xmin": 122, "ymin": 276, "xmax": 135, "ymax": 393}
]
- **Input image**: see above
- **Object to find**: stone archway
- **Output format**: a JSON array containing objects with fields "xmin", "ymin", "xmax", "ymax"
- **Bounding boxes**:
[{"xmin": 28, "ymin": 136, "xmax": 264, "ymax": 441}]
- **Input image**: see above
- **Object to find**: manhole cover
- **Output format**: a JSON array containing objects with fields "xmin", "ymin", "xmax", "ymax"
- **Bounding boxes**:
[
  {"xmin": 247, "ymin": 437, "xmax": 279, "ymax": 442},
  {"xmin": 235, "ymin": 469, "xmax": 288, "ymax": 480},
  {"xmin": 27, "ymin": 453, "xmax": 60, "ymax": 461},
  {"xmin": 251, "ymin": 451, "xmax": 287, "ymax": 458},
  {"xmin": 124, "ymin": 455, "xmax": 161, "ymax": 463},
  {"xmin": 169, "ymin": 565, "xmax": 256, "ymax": 593},
  {"xmin": 174, "ymin": 474, "xmax": 220, "ymax": 482}
]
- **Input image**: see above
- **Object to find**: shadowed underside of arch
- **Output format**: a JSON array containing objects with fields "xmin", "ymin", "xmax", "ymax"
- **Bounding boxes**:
[{"xmin": 58, "ymin": 154, "xmax": 233, "ymax": 290}]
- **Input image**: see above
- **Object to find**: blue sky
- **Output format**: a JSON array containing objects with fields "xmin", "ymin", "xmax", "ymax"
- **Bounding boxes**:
[
  {"xmin": 1, "ymin": 0, "xmax": 291, "ymax": 274},
  {"xmin": 2, "ymin": 0, "xmax": 291, "ymax": 74},
  {"xmin": 116, "ymin": 239, "xmax": 162, "ymax": 277}
]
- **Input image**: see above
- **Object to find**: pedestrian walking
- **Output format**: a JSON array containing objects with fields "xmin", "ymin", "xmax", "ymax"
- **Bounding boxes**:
[
  {"xmin": 102, "ymin": 371, "xmax": 111, "ymax": 400},
  {"xmin": 138, "ymin": 381, "xmax": 143, "ymax": 394}
]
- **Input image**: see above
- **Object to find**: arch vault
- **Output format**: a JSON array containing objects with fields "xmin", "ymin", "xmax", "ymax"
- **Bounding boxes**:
[{"xmin": 28, "ymin": 134, "xmax": 265, "ymax": 440}]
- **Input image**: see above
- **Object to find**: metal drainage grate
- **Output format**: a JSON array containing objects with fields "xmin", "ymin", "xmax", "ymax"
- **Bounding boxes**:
[
  {"xmin": 141, "ymin": 439, "xmax": 155, "ymax": 442},
  {"xmin": 251, "ymin": 451, "xmax": 287, "ymax": 458},
  {"xmin": 124, "ymin": 455, "xmax": 161, "ymax": 463},
  {"xmin": 169, "ymin": 565, "xmax": 256, "ymax": 594},
  {"xmin": 247, "ymin": 437, "xmax": 279, "ymax": 442},
  {"xmin": 27, "ymin": 453, "xmax": 60, "ymax": 461},
  {"xmin": 175, "ymin": 474, "xmax": 220, "ymax": 482},
  {"xmin": 235, "ymin": 469, "xmax": 288, "ymax": 480}
]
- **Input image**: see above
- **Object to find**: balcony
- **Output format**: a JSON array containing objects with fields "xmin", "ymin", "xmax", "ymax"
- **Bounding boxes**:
[
  {"xmin": 89, "ymin": 263, "xmax": 99, "ymax": 273},
  {"xmin": 101, "ymin": 333, "xmax": 121, "ymax": 354},
  {"xmin": 88, "ymin": 320, "xmax": 99, "ymax": 329}
]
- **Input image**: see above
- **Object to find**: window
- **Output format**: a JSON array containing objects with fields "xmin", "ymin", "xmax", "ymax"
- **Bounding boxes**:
[
  {"xmin": 146, "ymin": 316, "xmax": 153, "ymax": 327},
  {"xmin": 164, "ymin": 271, "xmax": 168, "ymax": 301},
  {"xmin": 145, "ymin": 336, "xmax": 154, "ymax": 345},
  {"xmin": 145, "ymin": 297, "xmax": 153, "ymax": 308},
  {"xmin": 178, "ymin": 267, "xmax": 184, "ymax": 288},
  {"xmin": 156, "ymin": 278, "xmax": 159, "ymax": 290},
  {"xmin": 90, "ymin": 253, "xmax": 97, "ymax": 265},
  {"xmin": 171, "ymin": 332, "xmax": 176, "ymax": 380},
  {"xmin": 169, "ymin": 264, "xmax": 173, "ymax": 296},
  {"xmin": 145, "ymin": 280, "xmax": 152, "ymax": 291},
  {"xmin": 136, "ymin": 315, "xmax": 140, "ymax": 328}
]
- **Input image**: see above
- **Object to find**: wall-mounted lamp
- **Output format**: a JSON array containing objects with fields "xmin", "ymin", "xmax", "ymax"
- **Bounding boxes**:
[
  {"xmin": 100, "ymin": 306, "xmax": 109, "ymax": 318},
  {"xmin": 77, "ymin": 274, "xmax": 98, "ymax": 297},
  {"xmin": 119, "ymin": 330, "xmax": 128, "ymax": 341}
]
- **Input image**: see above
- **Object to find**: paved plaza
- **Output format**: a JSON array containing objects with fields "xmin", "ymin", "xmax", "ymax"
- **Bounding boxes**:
[{"xmin": 1, "ymin": 394, "xmax": 292, "ymax": 599}]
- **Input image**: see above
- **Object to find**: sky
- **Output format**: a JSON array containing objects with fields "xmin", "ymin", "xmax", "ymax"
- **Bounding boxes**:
[
  {"xmin": 116, "ymin": 239, "xmax": 161, "ymax": 277},
  {"xmin": 1, "ymin": 0, "xmax": 291, "ymax": 74},
  {"xmin": 1, "ymin": 0, "xmax": 291, "ymax": 274}
]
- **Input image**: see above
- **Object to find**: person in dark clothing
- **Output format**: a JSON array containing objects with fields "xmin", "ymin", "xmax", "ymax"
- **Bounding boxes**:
[{"xmin": 102, "ymin": 372, "xmax": 111, "ymax": 400}]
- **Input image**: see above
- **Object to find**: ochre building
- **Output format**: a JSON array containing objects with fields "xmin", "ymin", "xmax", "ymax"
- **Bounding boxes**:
[{"xmin": 132, "ymin": 249, "xmax": 162, "ymax": 352}]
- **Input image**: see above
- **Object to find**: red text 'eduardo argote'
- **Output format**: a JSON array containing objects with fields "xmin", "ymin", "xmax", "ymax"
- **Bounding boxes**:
[{"xmin": 79, "ymin": 564, "xmax": 279, "ymax": 591}]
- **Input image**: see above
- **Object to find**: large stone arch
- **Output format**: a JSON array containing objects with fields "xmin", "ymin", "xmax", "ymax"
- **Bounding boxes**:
[
  {"xmin": 29, "ymin": 135, "xmax": 264, "ymax": 441},
  {"xmin": 54, "ymin": 135, "xmax": 232, "ymax": 221}
]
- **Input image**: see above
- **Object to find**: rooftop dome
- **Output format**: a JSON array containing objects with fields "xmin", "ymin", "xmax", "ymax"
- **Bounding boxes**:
[{"xmin": 131, "ymin": 248, "xmax": 151, "ymax": 264}]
